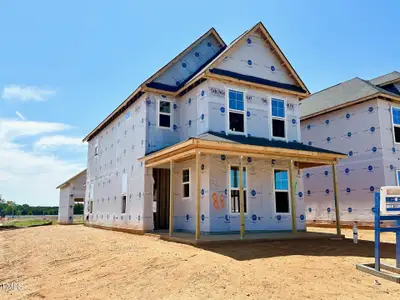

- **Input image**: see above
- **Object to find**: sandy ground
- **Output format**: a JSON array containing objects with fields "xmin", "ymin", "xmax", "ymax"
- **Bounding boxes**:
[{"xmin": 1, "ymin": 225, "xmax": 400, "ymax": 300}]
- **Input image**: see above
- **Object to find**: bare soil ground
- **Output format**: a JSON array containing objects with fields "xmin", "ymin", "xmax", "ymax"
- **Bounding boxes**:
[{"xmin": 1, "ymin": 225, "xmax": 399, "ymax": 300}]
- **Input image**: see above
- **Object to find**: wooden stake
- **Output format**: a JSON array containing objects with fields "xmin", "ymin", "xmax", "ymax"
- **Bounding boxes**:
[
  {"xmin": 169, "ymin": 160, "xmax": 174, "ymax": 236},
  {"xmin": 332, "ymin": 164, "xmax": 341, "ymax": 236},
  {"xmin": 195, "ymin": 152, "xmax": 201, "ymax": 240},
  {"xmin": 289, "ymin": 160, "xmax": 297, "ymax": 233},
  {"xmin": 239, "ymin": 156, "xmax": 245, "ymax": 239}
]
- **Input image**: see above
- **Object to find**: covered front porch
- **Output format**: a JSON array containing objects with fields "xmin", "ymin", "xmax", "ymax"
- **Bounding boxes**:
[{"xmin": 141, "ymin": 132, "xmax": 347, "ymax": 242}]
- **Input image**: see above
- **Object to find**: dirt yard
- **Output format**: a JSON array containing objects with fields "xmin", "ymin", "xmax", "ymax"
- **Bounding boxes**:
[{"xmin": 1, "ymin": 225, "xmax": 399, "ymax": 300}]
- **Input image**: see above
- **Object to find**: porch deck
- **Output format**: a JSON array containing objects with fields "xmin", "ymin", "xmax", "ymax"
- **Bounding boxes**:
[{"xmin": 148, "ymin": 230, "xmax": 345, "ymax": 246}]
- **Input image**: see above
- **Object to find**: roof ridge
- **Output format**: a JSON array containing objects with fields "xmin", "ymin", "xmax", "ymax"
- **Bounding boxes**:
[{"xmin": 306, "ymin": 77, "xmax": 359, "ymax": 98}]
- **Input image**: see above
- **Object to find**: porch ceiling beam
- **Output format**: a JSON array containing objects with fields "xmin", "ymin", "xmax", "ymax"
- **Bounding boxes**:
[
  {"xmin": 196, "ymin": 148, "xmax": 337, "ymax": 166},
  {"xmin": 145, "ymin": 149, "xmax": 197, "ymax": 168},
  {"xmin": 193, "ymin": 139, "xmax": 346, "ymax": 160}
]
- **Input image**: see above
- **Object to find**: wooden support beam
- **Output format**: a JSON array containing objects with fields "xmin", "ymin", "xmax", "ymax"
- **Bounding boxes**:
[
  {"xmin": 332, "ymin": 164, "xmax": 341, "ymax": 236},
  {"xmin": 169, "ymin": 160, "xmax": 174, "ymax": 236},
  {"xmin": 195, "ymin": 151, "xmax": 201, "ymax": 240},
  {"xmin": 239, "ymin": 156, "xmax": 245, "ymax": 239},
  {"xmin": 289, "ymin": 160, "xmax": 297, "ymax": 233}
]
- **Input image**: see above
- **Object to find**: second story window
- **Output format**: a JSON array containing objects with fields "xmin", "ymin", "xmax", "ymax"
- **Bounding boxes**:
[
  {"xmin": 271, "ymin": 98, "xmax": 286, "ymax": 139},
  {"xmin": 228, "ymin": 90, "xmax": 245, "ymax": 133},
  {"xmin": 158, "ymin": 100, "xmax": 171, "ymax": 128},
  {"xmin": 392, "ymin": 107, "xmax": 400, "ymax": 143}
]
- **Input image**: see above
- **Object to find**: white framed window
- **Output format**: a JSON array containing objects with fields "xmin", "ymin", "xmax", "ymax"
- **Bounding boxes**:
[
  {"xmin": 182, "ymin": 168, "xmax": 190, "ymax": 199},
  {"xmin": 158, "ymin": 99, "xmax": 172, "ymax": 129},
  {"xmin": 271, "ymin": 98, "xmax": 286, "ymax": 139},
  {"xmin": 396, "ymin": 170, "xmax": 400, "ymax": 186},
  {"xmin": 392, "ymin": 107, "xmax": 400, "ymax": 144},
  {"xmin": 229, "ymin": 165, "xmax": 247, "ymax": 213},
  {"xmin": 121, "ymin": 195, "xmax": 127, "ymax": 214},
  {"xmin": 228, "ymin": 89, "xmax": 245, "ymax": 134},
  {"xmin": 273, "ymin": 169, "xmax": 290, "ymax": 214}
]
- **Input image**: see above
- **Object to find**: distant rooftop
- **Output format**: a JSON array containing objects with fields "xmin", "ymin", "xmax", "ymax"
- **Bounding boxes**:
[{"xmin": 301, "ymin": 71, "xmax": 400, "ymax": 119}]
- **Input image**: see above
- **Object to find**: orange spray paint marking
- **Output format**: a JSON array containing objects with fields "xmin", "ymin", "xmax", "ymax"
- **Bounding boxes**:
[
  {"xmin": 219, "ymin": 194, "xmax": 225, "ymax": 209},
  {"xmin": 212, "ymin": 193, "xmax": 219, "ymax": 211}
]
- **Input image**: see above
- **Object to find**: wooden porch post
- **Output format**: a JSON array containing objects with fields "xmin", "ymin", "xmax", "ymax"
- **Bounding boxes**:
[
  {"xmin": 289, "ymin": 160, "xmax": 297, "ymax": 233},
  {"xmin": 239, "ymin": 156, "xmax": 245, "ymax": 239},
  {"xmin": 169, "ymin": 160, "xmax": 174, "ymax": 236},
  {"xmin": 332, "ymin": 163, "xmax": 341, "ymax": 236},
  {"xmin": 195, "ymin": 151, "xmax": 201, "ymax": 240}
]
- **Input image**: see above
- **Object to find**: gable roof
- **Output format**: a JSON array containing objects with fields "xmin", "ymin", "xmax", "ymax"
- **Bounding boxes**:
[
  {"xmin": 181, "ymin": 22, "xmax": 309, "ymax": 97},
  {"xmin": 84, "ymin": 22, "xmax": 309, "ymax": 142},
  {"xmin": 56, "ymin": 169, "xmax": 87, "ymax": 189},
  {"xmin": 369, "ymin": 71, "xmax": 400, "ymax": 86},
  {"xmin": 301, "ymin": 76, "xmax": 400, "ymax": 119}
]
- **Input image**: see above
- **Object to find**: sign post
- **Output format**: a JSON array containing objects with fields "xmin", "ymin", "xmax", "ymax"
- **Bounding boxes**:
[{"xmin": 356, "ymin": 187, "xmax": 400, "ymax": 283}]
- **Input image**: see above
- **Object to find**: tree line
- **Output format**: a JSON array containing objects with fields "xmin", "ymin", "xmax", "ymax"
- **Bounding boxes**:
[{"xmin": 0, "ymin": 194, "xmax": 83, "ymax": 217}]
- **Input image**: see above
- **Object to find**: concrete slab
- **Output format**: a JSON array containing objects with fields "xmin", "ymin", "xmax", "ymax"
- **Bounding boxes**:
[{"xmin": 149, "ymin": 231, "xmax": 345, "ymax": 246}]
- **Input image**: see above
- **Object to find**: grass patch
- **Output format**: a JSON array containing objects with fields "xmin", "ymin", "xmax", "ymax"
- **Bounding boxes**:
[{"xmin": 11, "ymin": 219, "xmax": 53, "ymax": 227}]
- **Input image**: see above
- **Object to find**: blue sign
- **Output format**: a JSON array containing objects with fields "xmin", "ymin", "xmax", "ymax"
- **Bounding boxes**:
[
  {"xmin": 247, "ymin": 157, "xmax": 252, "ymax": 163},
  {"xmin": 300, "ymin": 214, "xmax": 305, "ymax": 221},
  {"xmin": 186, "ymin": 214, "xmax": 189, "ymax": 221},
  {"xmin": 252, "ymin": 214, "xmax": 257, "ymax": 221},
  {"xmin": 348, "ymin": 207, "xmax": 353, "ymax": 213},
  {"xmin": 221, "ymin": 155, "xmax": 226, "ymax": 161},
  {"xmin": 327, "ymin": 207, "xmax": 331, "ymax": 213},
  {"xmin": 201, "ymin": 214, "xmax": 205, "ymax": 221},
  {"xmin": 201, "ymin": 189, "xmax": 204, "ymax": 195},
  {"xmin": 298, "ymin": 192, "xmax": 303, "ymax": 197},
  {"xmin": 276, "ymin": 215, "xmax": 282, "ymax": 221},
  {"xmin": 220, "ymin": 106, "xmax": 225, "ymax": 113},
  {"xmin": 251, "ymin": 190, "xmax": 256, "ymax": 197}
]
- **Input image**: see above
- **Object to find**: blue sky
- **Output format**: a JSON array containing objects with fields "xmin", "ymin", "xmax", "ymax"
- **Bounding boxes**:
[{"xmin": 0, "ymin": 0, "xmax": 399, "ymax": 206}]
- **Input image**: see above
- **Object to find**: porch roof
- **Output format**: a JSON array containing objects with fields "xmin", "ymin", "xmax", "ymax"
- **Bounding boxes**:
[{"xmin": 140, "ymin": 132, "xmax": 347, "ymax": 169}]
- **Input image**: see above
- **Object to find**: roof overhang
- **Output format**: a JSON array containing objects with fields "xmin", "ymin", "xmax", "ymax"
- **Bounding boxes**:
[
  {"xmin": 301, "ymin": 92, "xmax": 400, "ymax": 121},
  {"xmin": 139, "ymin": 138, "xmax": 347, "ymax": 169}
]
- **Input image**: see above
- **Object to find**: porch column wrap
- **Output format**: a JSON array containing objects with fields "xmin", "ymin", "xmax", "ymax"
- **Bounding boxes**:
[
  {"xmin": 239, "ymin": 156, "xmax": 245, "ymax": 238},
  {"xmin": 195, "ymin": 152, "xmax": 201, "ymax": 240},
  {"xmin": 289, "ymin": 160, "xmax": 297, "ymax": 233},
  {"xmin": 169, "ymin": 160, "xmax": 174, "ymax": 236}
]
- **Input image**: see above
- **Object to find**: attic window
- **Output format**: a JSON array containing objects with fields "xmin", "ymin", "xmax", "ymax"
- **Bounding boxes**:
[
  {"xmin": 228, "ymin": 90, "xmax": 245, "ymax": 134},
  {"xmin": 271, "ymin": 98, "xmax": 286, "ymax": 139},
  {"xmin": 392, "ymin": 107, "xmax": 400, "ymax": 143},
  {"xmin": 158, "ymin": 100, "xmax": 171, "ymax": 128}
]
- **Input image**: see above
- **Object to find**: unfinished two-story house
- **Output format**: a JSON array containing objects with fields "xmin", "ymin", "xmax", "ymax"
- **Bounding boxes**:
[
  {"xmin": 301, "ymin": 71, "xmax": 400, "ymax": 226},
  {"xmin": 82, "ymin": 22, "xmax": 345, "ymax": 240}
]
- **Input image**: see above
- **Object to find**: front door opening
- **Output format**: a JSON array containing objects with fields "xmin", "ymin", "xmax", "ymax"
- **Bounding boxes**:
[{"xmin": 153, "ymin": 168, "xmax": 170, "ymax": 230}]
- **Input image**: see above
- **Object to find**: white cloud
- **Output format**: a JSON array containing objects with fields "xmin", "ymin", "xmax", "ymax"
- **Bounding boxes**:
[
  {"xmin": 0, "ymin": 118, "xmax": 85, "ymax": 206},
  {"xmin": 35, "ymin": 135, "xmax": 86, "ymax": 151},
  {"xmin": 2, "ymin": 84, "xmax": 56, "ymax": 101},
  {"xmin": 15, "ymin": 111, "xmax": 25, "ymax": 121}
]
